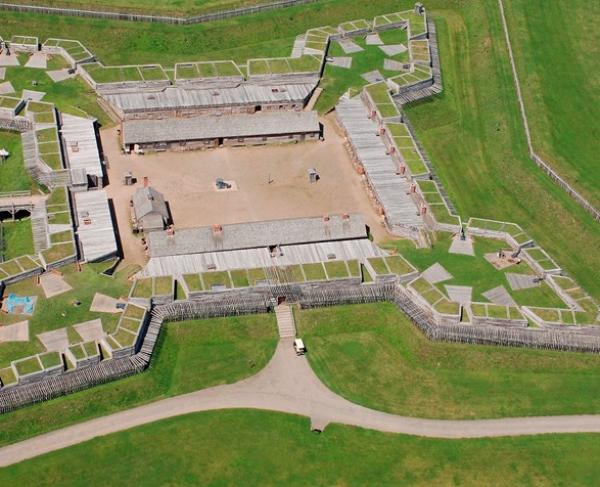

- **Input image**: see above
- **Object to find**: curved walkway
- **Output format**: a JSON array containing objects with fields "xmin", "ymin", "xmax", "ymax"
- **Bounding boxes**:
[{"xmin": 2, "ymin": 338, "xmax": 600, "ymax": 466}]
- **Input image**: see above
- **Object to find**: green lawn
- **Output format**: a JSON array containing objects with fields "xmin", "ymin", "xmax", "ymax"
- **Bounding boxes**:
[
  {"xmin": 503, "ymin": 0, "xmax": 600, "ymax": 209},
  {"xmin": 402, "ymin": 0, "xmax": 600, "ymax": 300},
  {"xmin": 0, "ymin": 219, "xmax": 34, "ymax": 261},
  {"xmin": 296, "ymin": 303, "xmax": 600, "ymax": 419},
  {"xmin": 0, "ymin": 314, "xmax": 277, "ymax": 447},
  {"xmin": 1, "ymin": 66, "xmax": 110, "ymax": 126},
  {"xmin": 385, "ymin": 233, "xmax": 567, "ymax": 308},
  {"xmin": 1, "ymin": 410, "xmax": 599, "ymax": 485},
  {"xmin": 0, "ymin": 131, "xmax": 36, "ymax": 193}
]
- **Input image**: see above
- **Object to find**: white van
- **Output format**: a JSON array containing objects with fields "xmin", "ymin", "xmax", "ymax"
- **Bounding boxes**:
[{"xmin": 293, "ymin": 338, "xmax": 306, "ymax": 355}]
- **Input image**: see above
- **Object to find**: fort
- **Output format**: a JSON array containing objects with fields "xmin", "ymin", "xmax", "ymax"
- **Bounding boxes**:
[{"xmin": 0, "ymin": 4, "xmax": 597, "ymax": 415}]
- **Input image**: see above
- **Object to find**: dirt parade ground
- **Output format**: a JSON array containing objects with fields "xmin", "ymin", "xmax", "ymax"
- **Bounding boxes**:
[{"xmin": 101, "ymin": 115, "xmax": 389, "ymax": 264}]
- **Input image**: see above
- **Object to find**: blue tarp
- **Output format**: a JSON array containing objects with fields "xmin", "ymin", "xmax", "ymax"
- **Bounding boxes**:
[{"xmin": 5, "ymin": 294, "xmax": 35, "ymax": 314}]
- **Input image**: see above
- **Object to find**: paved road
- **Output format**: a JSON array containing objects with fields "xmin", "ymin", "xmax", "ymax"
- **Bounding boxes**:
[{"xmin": 1, "ymin": 338, "xmax": 600, "ymax": 467}]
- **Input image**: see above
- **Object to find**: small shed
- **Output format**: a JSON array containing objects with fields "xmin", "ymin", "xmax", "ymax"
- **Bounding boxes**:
[{"xmin": 131, "ymin": 186, "xmax": 169, "ymax": 233}]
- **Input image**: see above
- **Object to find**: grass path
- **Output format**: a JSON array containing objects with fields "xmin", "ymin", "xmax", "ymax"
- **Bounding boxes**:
[
  {"xmin": 1, "ymin": 409, "xmax": 599, "ymax": 485},
  {"xmin": 296, "ymin": 303, "xmax": 600, "ymax": 419}
]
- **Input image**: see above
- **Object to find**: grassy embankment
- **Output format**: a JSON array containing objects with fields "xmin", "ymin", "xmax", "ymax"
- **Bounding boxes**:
[
  {"xmin": 1, "ymin": 65, "xmax": 110, "ymax": 126},
  {"xmin": 402, "ymin": 1, "xmax": 600, "ymax": 299},
  {"xmin": 0, "ymin": 219, "xmax": 34, "ymax": 261},
  {"xmin": 0, "ymin": 0, "xmax": 423, "ymax": 66},
  {"xmin": 503, "ymin": 0, "xmax": 600, "ymax": 209},
  {"xmin": 7, "ymin": 0, "xmax": 280, "ymax": 17},
  {"xmin": 0, "ymin": 131, "xmax": 36, "ymax": 193},
  {"xmin": 296, "ymin": 303, "xmax": 600, "ymax": 419}
]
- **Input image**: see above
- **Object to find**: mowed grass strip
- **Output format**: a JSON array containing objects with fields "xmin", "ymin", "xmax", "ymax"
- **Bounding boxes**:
[
  {"xmin": 0, "ymin": 314, "xmax": 278, "ymax": 447},
  {"xmin": 1, "ymin": 409, "xmax": 600, "ymax": 485},
  {"xmin": 296, "ymin": 303, "xmax": 600, "ymax": 419}
]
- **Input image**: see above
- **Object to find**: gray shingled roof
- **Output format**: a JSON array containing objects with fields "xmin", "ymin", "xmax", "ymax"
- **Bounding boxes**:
[
  {"xmin": 60, "ymin": 114, "xmax": 103, "ymax": 179},
  {"xmin": 74, "ymin": 190, "xmax": 118, "ymax": 262},
  {"xmin": 148, "ymin": 214, "xmax": 367, "ymax": 258},
  {"xmin": 132, "ymin": 187, "xmax": 169, "ymax": 222},
  {"xmin": 104, "ymin": 83, "xmax": 316, "ymax": 113},
  {"xmin": 123, "ymin": 111, "xmax": 319, "ymax": 146}
]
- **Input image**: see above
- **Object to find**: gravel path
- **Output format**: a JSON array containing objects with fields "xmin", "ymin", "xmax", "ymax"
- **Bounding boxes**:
[{"xmin": 1, "ymin": 338, "xmax": 600, "ymax": 467}]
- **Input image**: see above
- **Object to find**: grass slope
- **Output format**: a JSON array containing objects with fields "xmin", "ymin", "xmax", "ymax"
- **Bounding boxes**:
[
  {"xmin": 0, "ymin": 131, "xmax": 36, "ymax": 193},
  {"xmin": 296, "ymin": 303, "xmax": 600, "ymax": 419},
  {"xmin": 0, "ymin": 315, "xmax": 277, "ymax": 447},
  {"xmin": 503, "ymin": 0, "xmax": 600, "ymax": 208},
  {"xmin": 8, "ymin": 0, "xmax": 281, "ymax": 16},
  {"xmin": 2, "ymin": 66, "xmax": 110, "ymax": 126},
  {"xmin": 1, "ymin": 409, "xmax": 599, "ymax": 485},
  {"xmin": 403, "ymin": 1, "xmax": 600, "ymax": 299},
  {"xmin": 0, "ymin": 1, "xmax": 414, "ymax": 66}
]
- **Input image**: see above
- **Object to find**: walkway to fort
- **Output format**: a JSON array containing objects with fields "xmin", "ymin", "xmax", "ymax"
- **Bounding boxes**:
[{"xmin": 2, "ymin": 338, "xmax": 600, "ymax": 466}]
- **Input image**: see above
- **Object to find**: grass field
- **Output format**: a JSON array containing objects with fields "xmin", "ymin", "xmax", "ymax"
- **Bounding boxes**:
[
  {"xmin": 0, "ymin": 131, "xmax": 36, "ymax": 193},
  {"xmin": 503, "ymin": 0, "xmax": 600, "ymax": 209},
  {"xmin": 296, "ymin": 303, "xmax": 600, "ymax": 419},
  {"xmin": 1, "ymin": 409, "xmax": 599, "ymax": 485},
  {"xmin": 0, "ymin": 219, "xmax": 34, "ymax": 261},
  {"xmin": 7, "ymin": 0, "xmax": 281, "ymax": 16},
  {"xmin": 0, "ymin": 314, "xmax": 277, "ymax": 447}
]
